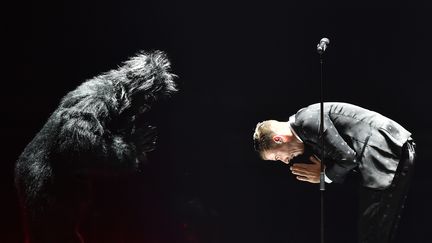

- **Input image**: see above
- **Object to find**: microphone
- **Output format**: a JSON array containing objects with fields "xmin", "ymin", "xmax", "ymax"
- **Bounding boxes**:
[{"xmin": 317, "ymin": 38, "xmax": 330, "ymax": 54}]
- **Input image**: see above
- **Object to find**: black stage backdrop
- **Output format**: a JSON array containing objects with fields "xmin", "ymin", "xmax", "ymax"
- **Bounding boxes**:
[{"xmin": 5, "ymin": 1, "xmax": 432, "ymax": 242}]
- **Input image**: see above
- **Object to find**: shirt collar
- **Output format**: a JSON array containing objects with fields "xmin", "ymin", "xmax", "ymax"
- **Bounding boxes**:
[{"xmin": 288, "ymin": 115, "xmax": 303, "ymax": 142}]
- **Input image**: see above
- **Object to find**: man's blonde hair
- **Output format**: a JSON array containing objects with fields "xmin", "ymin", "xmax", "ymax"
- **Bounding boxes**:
[{"xmin": 253, "ymin": 120, "xmax": 278, "ymax": 153}]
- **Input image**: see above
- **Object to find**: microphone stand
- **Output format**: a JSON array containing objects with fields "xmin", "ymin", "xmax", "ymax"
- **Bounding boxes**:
[
  {"xmin": 319, "ymin": 53, "xmax": 326, "ymax": 193},
  {"xmin": 319, "ymin": 53, "xmax": 325, "ymax": 243},
  {"xmin": 317, "ymin": 37, "xmax": 329, "ymax": 243}
]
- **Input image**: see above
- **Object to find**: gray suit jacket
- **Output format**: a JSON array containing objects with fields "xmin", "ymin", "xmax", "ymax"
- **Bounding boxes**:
[{"xmin": 290, "ymin": 102, "xmax": 412, "ymax": 189}]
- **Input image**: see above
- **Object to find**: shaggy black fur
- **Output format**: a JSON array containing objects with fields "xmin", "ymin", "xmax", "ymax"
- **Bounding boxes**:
[{"xmin": 15, "ymin": 50, "xmax": 177, "ymax": 243}]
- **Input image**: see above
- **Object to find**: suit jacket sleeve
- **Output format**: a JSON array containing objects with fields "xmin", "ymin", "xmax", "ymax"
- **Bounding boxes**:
[{"xmin": 294, "ymin": 107, "xmax": 358, "ymax": 183}]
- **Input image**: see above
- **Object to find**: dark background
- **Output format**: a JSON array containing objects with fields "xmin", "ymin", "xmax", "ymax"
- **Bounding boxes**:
[{"xmin": 5, "ymin": 1, "xmax": 432, "ymax": 242}]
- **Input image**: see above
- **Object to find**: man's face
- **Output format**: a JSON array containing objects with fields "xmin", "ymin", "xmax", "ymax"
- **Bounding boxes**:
[{"xmin": 261, "ymin": 141, "xmax": 304, "ymax": 165}]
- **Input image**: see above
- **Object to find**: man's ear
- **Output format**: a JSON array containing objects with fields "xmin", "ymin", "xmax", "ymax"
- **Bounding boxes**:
[{"xmin": 272, "ymin": 135, "xmax": 288, "ymax": 144}]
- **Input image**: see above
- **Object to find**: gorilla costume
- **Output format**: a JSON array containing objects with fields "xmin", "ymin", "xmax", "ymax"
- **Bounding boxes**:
[{"xmin": 15, "ymin": 50, "xmax": 177, "ymax": 243}]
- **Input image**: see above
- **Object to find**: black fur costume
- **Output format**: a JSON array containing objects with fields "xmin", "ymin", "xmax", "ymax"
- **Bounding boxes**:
[{"xmin": 15, "ymin": 50, "xmax": 177, "ymax": 243}]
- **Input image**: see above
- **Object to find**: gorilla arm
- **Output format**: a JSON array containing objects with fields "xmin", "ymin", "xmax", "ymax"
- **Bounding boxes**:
[{"xmin": 53, "ymin": 97, "xmax": 153, "ymax": 175}]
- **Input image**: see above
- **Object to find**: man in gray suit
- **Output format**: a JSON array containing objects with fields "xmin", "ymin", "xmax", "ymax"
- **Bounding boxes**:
[{"xmin": 253, "ymin": 102, "xmax": 416, "ymax": 243}]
